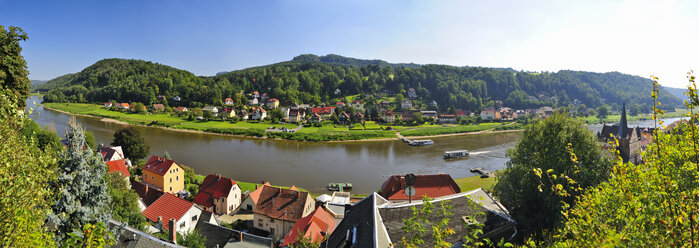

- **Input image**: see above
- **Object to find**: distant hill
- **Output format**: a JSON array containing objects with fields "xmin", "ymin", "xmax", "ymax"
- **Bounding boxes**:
[
  {"xmin": 40, "ymin": 55, "xmax": 683, "ymax": 112},
  {"xmin": 662, "ymin": 86, "xmax": 687, "ymax": 101},
  {"xmin": 292, "ymin": 54, "xmax": 422, "ymax": 69},
  {"xmin": 30, "ymin": 80, "xmax": 47, "ymax": 88}
]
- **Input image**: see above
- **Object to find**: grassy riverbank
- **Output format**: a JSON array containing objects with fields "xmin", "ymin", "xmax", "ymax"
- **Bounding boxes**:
[
  {"xmin": 42, "ymin": 102, "xmax": 518, "ymax": 141},
  {"xmin": 577, "ymin": 108, "xmax": 688, "ymax": 124},
  {"xmin": 454, "ymin": 173, "xmax": 498, "ymax": 192}
]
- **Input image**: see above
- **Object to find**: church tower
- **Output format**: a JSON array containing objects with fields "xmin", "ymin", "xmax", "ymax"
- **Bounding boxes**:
[{"xmin": 617, "ymin": 102, "xmax": 628, "ymax": 138}]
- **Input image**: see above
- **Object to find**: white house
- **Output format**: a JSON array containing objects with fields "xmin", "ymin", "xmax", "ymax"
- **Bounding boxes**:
[
  {"xmin": 249, "ymin": 97, "xmax": 259, "ymax": 106},
  {"xmin": 203, "ymin": 106, "xmax": 219, "ymax": 116},
  {"xmin": 251, "ymin": 107, "xmax": 266, "ymax": 120},
  {"xmin": 401, "ymin": 100, "xmax": 413, "ymax": 110},
  {"xmin": 192, "ymin": 174, "xmax": 242, "ymax": 215},
  {"xmin": 141, "ymin": 193, "xmax": 203, "ymax": 235}
]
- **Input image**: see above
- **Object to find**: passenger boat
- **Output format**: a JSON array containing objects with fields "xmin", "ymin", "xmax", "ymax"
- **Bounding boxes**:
[
  {"xmin": 409, "ymin": 139, "xmax": 434, "ymax": 146},
  {"xmin": 444, "ymin": 150, "xmax": 469, "ymax": 159},
  {"xmin": 328, "ymin": 182, "xmax": 353, "ymax": 191}
]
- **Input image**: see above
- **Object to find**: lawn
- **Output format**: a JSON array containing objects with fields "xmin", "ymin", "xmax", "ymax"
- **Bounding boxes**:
[
  {"xmin": 578, "ymin": 108, "xmax": 689, "ymax": 124},
  {"xmin": 454, "ymin": 174, "xmax": 498, "ymax": 192},
  {"xmin": 399, "ymin": 122, "xmax": 504, "ymax": 137}
]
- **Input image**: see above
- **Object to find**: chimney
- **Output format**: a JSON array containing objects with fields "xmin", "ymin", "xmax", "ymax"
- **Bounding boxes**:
[
  {"xmin": 145, "ymin": 184, "xmax": 149, "ymax": 194},
  {"xmin": 169, "ymin": 218, "xmax": 177, "ymax": 244}
]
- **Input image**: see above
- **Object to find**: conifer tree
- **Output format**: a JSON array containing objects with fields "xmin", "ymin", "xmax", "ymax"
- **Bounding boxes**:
[{"xmin": 49, "ymin": 117, "xmax": 111, "ymax": 244}]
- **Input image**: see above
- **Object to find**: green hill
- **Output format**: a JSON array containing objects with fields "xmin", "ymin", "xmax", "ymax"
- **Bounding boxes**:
[{"xmin": 40, "ymin": 55, "xmax": 682, "ymax": 112}]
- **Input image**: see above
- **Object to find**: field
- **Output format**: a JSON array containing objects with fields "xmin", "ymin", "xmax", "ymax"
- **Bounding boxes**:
[
  {"xmin": 454, "ymin": 174, "xmax": 498, "ymax": 192},
  {"xmin": 42, "ymin": 102, "xmax": 521, "ymax": 141},
  {"xmin": 578, "ymin": 108, "xmax": 689, "ymax": 124}
]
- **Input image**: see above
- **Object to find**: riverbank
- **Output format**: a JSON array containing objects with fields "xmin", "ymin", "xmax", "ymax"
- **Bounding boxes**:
[
  {"xmin": 577, "ymin": 108, "xmax": 688, "ymax": 124},
  {"xmin": 42, "ymin": 102, "xmax": 523, "ymax": 142}
]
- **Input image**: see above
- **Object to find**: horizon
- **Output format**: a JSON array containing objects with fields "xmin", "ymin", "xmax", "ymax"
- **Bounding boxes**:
[{"xmin": 3, "ymin": 1, "xmax": 698, "ymax": 88}]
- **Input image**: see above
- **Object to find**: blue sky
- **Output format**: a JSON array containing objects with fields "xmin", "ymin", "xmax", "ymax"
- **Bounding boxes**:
[{"xmin": 1, "ymin": 0, "xmax": 697, "ymax": 87}]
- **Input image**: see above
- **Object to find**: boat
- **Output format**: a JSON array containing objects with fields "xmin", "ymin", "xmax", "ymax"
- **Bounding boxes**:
[
  {"xmin": 328, "ymin": 182, "xmax": 353, "ymax": 191},
  {"xmin": 444, "ymin": 150, "xmax": 469, "ymax": 159},
  {"xmin": 409, "ymin": 139, "xmax": 434, "ymax": 146}
]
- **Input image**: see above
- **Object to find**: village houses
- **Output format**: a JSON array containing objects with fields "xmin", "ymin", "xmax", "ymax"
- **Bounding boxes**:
[
  {"xmin": 350, "ymin": 100, "xmax": 364, "ymax": 110},
  {"xmin": 281, "ymin": 207, "xmax": 336, "ymax": 247},
  {"xmin": 438, "ymin": 114, "xmax": 457, "ymax": 124},
  {"xmin": 225, "ymin": 97, "xmax": 234, "ymax": 105},
  {"xmin": 287, "ymin": 108, "xmax": 305, "ymax": 123},
  {"xmin": 240, "ymin": 182, "xmax": 270, "ymax": 211},
  {"xmin": 250, "ymin": 107, "xmax": 267, "ymax": 120},
  {"xmin": 142, "ymin": 155, "xmax": 185, "ymax": 194},
  {"xmin": 202, "ymin": 106, "xmax": 219, "ymax": 116},
  {"xmin": 401, "ymin": 99, "xmax": 413, "ymax": 110},
  {"xmin": 310, "ymin": 113, "xmax": 323, "ymax": 123}
]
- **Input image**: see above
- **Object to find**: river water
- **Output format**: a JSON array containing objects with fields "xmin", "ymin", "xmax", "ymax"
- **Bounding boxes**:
[{"xmin": 27, "ymin": 96, "xmax": 682, "ymax": 194}]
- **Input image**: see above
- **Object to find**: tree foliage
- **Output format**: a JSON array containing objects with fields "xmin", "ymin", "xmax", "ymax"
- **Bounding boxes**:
[
  {"xmin": 549, "ymin": 75, "xmax": 699, "ymax": 247},
  {"xmin": 49, "ymin": 118, "xmax": 111, "ymax": 244},
  {"xmin": 0, "ymin": 26, "xmax": 58, "ymax": 247},
  {"xmin": 39, "ymin": 57, "xmax": 682, "ymax": 112},
  {"xmin": 492, "ymin": 113, "xmax": 612, "ymax": 238},
  {"xmin": 111, "ymin": 126, "xmax": 150, "ymax": 161},
  {"xmin": 0, "ymin": 25, "xmax": 30, "ymax": 108},
  {"xmin": 104, "ymin": 171, "xmax": 146, "ymax": 230}
]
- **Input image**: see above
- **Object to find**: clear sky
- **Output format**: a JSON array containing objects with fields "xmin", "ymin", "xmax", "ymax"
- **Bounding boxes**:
[{"xmin": 1, "ymin": 0, "xmax": 697, "ymax": 88}]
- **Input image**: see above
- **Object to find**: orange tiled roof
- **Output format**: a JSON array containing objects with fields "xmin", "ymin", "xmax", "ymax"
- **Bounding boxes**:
[
  {"xmin": 253, "ymin": 186, "xmax": 310, "ymax": 222},
  {"xmin": 281, "ymin": 207, "xmax": 336, "ymax": 246},
  {"xmin": 106, "ymin": 159, "xmax": 130, "ymax": 177}
]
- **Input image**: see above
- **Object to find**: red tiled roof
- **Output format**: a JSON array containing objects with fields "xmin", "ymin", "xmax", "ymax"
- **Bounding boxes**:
[
  {"xmin": 121, "ymin": 103, "xmax": 130, "ymax": 108},
  {"xmin": 269, "ymin": 98, "xmax": 279, "ymax": 102},
  {"xmin": 132, "ymin": 179, "xmax": 165, "ymax": 206},
  {"xmin": 247, "ymin": 182, "xmax": 271, "ymax": 205},
  {"xmin": 311, "ymin": 107, "xmax": 336, "ymax": 115},
  {"xmin": 380, "ymin": 174, "xmax": 461, "ymax": 201},
  {"xmin": 144, "ymin": 156, "xmax": 178, "ymax": 176},
  {"xmin": 193, "ymin": 174, "xmax": 237, "ymax": 207},
  {"xmin": 253, "ymin": 186, "xmax": 310, "ymax": 222},
  {"xmin": 106, "ymin": 159, "xmax": 130, "ymax": 177},
  {"xmin": 281, "ymin": 207, "xmax": 336, "ymax": 246},
  {"xmin": 142, "ymin": 193, "xmax": 195, "ymax": 231},
  {"xmin": 153, "ymin": 104, "xmax": 165, "ymax": 110},
  {"xmin": 176, "ymin": 107, "xmax": 188, "ymax": 111},
  {"xmin": 225, "ymin": 98, "xmax": 233, "ymax": 101}
]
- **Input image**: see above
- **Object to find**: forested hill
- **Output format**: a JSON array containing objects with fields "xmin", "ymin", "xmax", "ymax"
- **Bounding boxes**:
[
  {"xmin": 292, "ymin": 54, "xmax": 422, "ymax": 69},
  {"xmin": 40, "ymin": 56, "xmax": 682, "ymax": 112}
]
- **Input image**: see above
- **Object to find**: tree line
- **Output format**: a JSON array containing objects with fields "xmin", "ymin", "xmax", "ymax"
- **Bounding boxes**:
[{"xmin": 38, "ymin": 56, "xmax": 681, "ymax": 113}]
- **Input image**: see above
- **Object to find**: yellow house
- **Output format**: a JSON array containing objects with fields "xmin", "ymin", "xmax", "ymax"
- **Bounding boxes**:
[{"xmin": 143, "ymin": 155, "xmax": 185, "ymax": 193}]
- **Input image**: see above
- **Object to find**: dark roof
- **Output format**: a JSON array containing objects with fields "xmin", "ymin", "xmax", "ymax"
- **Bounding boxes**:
[
  {"xmin": 253, "ymin": 187, "xmax": 310, "ymax": 222},
  {"xmin": 108, "ymin": 219, "xmax": 180, "ymax": 248},
  {"xmin": 380, "ymin": 174, "xmax": 461, "ymax": 201},
  {"xmin": 195, "ymin": 221, "xmax": 234, "ymax": 248},
  {"xmin": 132, "ymin": 179, "xmax": 165, "ymax": 206},
  {"xmin": 379, "ymin": 191, "xmax": 516, "ymax": 247},
  {"xmin": 322, "ymin": 194, "xmax": 386, "ymax": 248}
]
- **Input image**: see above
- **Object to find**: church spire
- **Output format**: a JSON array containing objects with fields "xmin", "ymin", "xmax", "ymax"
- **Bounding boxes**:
[{"xmin": 617, "ymin": 101, "xmax": 628, "ymax": 137}]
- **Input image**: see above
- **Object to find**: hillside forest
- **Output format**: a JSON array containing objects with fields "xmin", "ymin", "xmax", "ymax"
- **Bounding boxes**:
[{"xmin": 38, "ymin": 54, "xmax": 682, "ymax": 113}]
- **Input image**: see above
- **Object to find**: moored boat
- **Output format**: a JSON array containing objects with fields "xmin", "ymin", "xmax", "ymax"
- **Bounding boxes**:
[
  {"xmin": 328, "ymin": 182, "xmax": 353, "ymax": 191},
  {"xmin": 409, "ymin": 139, "xmax": 434, "ymax": 146},
  {"xmin": 444, "ymin": 150, "xmax": 469, "ymax": 159}
]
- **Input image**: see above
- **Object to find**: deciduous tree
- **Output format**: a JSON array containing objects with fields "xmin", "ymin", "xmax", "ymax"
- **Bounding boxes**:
[{"xmin": 111, "ymin": 126, "xmax": 150, "ymax": 161}]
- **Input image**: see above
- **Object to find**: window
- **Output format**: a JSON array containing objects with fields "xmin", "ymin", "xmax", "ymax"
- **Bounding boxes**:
[
  {"xmin": 180, "ymin": 222, "xmax": 185, "ymax": 229},
  {"xmin": 247, "ymin": 205, "xmax": 252, "ymax": 210},
  {"xmin": 192, "ymin": 215, "xmax": 197, "ymax": 222},
  {"xmin": 176, "ymin": 176, "xmax": 178, "ymax": 181},
  {"xmin": 170, "ymin": 178, "xmax": 172, "ymax": 183},
  {"xmin": 257, "ymin": 219, "xmax": 263, "ymax": 226},
  {"xmin": 170, "ymin": 187, "xmax": 172, "ymax": 191},
  {"xmin": 270, "ymin": 228, "xmax": 275, "ymax": 235},
  {"xmin": 270, "ymin": 219, "xmax": 274, "ymax": 223}
]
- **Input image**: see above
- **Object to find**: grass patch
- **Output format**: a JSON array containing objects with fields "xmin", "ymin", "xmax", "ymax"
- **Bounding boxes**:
[
  {"xmin": 454, "ymin": 174, "xmax": 498, "ymax": 192},
  {"xmin": 400, "ymin": 123, "xmax": 503, "ymax": 137}
]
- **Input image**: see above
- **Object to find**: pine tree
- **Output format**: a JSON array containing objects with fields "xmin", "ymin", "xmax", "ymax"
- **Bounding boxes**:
[{"xmin": 49, "ymin": 118, "xmax": 111, "ymax": 244}]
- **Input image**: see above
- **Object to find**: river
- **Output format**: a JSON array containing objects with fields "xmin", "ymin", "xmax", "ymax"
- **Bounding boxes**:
[{"xmin": 27, "ymin": 96, "xmax": 681, "ymax": 194}]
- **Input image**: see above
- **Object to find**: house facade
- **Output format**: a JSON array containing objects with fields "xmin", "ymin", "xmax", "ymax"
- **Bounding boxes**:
[
  {"xmin": 250, "ymin": 107, "xmax": 267, "ymax": 120},
  {"xmin": 225, "ymin": 98, "xmax": 234, "ymax": 105},
  {"xmin": 438, "ymin": 114, "xmax": 457, "ymax": 124},
  {"xmin": 310, "ymin": 113, "xmax": 323, "ymax": 123},
  {"xmin": 288, "ymin": 109, "xmax": 305, "ymax": 123},
  {"xmin": 266, "ymin": 98, "xmax": 279, "ymax": 109},
  {"xmin": 253, "ymin": 187, "xmax": 315, "ymax": 240},
  {"xmin": 203, "ymin": 106, "xmax": 219, "ymax": 116},
  {"xmin": 143, "ymin": 156, "xmax": 185, "ymax": 193},
  {"xmin": 401, "ymin": 100, "xmax": 413, "ymax": 110},
  {"xmin": 141, "ymin": 193, "xmax": 203, "ymax": 235},
  {"xmin": 240, "ymin": 182, "xmax": 271, "ymax": 211},
  {"xmin": 350, "ymin": 100, "xmax": 364, "ymax": 110},
  {"xmin": 193, "ymin": 174, "xmax": 242, "ymax": 215},
  {"xmin": 338, "ymin": 112, "xmax": 350, "ymax": 124}
]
